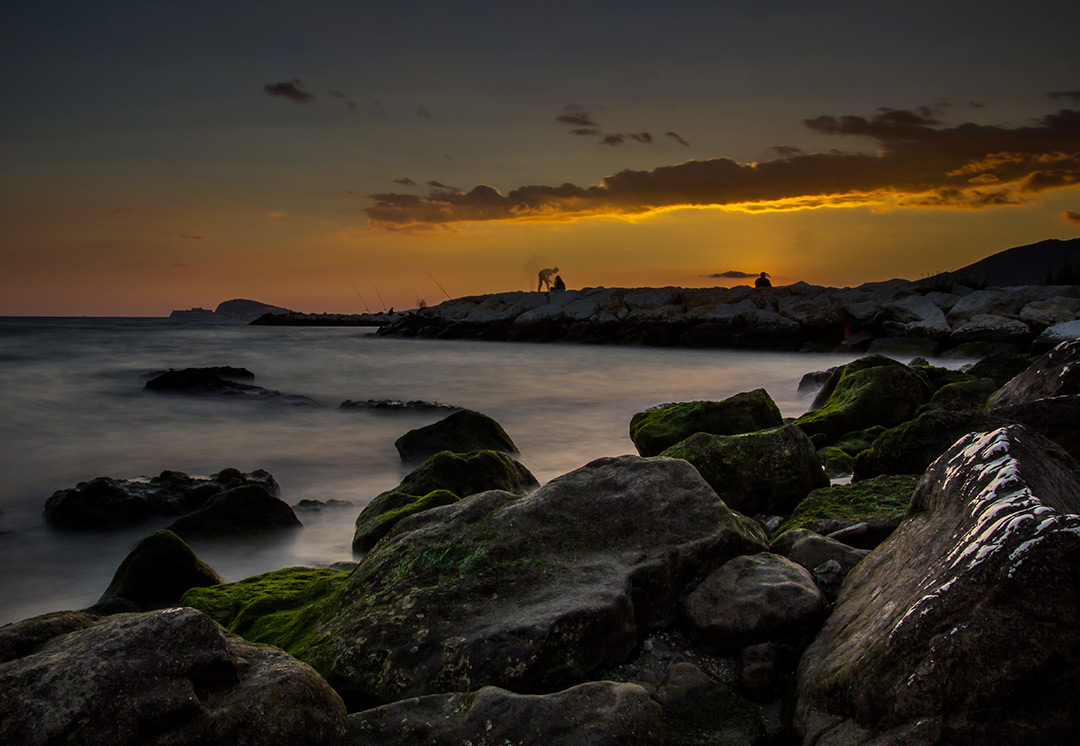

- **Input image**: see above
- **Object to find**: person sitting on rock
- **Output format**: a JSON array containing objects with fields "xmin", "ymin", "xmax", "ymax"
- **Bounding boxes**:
[
  {"xmin": 552, "ymin": 274, "xmax": 566, "ymax": 292},
  {"xmin": 755, "ymin": 271, "xmax": 772, "ymax": 288},
  {"xmin": 538, "ymin": 267, "xmax": 559, "ymax": 291}
]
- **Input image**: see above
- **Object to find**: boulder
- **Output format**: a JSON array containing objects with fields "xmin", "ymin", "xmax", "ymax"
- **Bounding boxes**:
[
  {"xmin": 962, "ymin": 350, "xmax": 1032, "ymax": 387},
  {"xmin": 144, "ymin": 367, "xmax": 315, "ymax": 404},
  {"xmin": 988, "ymin": 339, "xmax": 1080, "ymax": 408},
  {"xmin": 660, "ymin": 424, "xmax": 829, "ymax": 516},
  {"xmin": 680, "ymin": 553, "xmax": 827, "ymax": 655},
  {"xmin": 655, "ymin": 662, "xmax": 766, "ymax": 744},
  {"xmin": 772, "ymin": 475, "xmax": 919, "ymax": 549},
  {"xmin": 1018, "ymin": 296, "xmax": 1080, "ymax": 329},
  {"xmin": 182, "ymin": 566, "xmax": 350, "ymax": 640},
  {"xmin": 0, "ymin": 610, "xmax": 99, "ymax": 664},
  {"xmin": 831, "ymin": 425, "xmax": 887, "ymax": 456},
  {"xmin": 394, "ymin": 409, "xmax": 518, "ymax": 463},
  {"xmin": 948, "ymin": 314, "xmax": 1032, "ymax": 345},
  {"xmin": 922, "ymin": 377, "xmax": 998, "ymax": 411},
  {"xmin": 795, "ymin": 426, "xmax": 1080, "ymax": 744},
  {"xmin": 256, "ymin": 456, "xmax": 767, "ymax": 708},
  {"xmin": 0, "ymin": 607, "xmax": 348, "ymax": 746},
  {"xmin": 93, "ymin": 530, "xmax": 222, "ymax": 613},
  {"xmin": 852, "ymin": 410, "xmax": 1013, "ymax": 480},
  {"xmin": 880, "ymin": 296, "xmax": 951, "ymax": 337},
  {"xmin": 794, "ymin": 357, "xmax": 930, "ymax": 444},
  {"xmin": 166, "ymin": 485, "xmax": 301, "ymax": 539},
  {"xmin": 348, "ymin": 682, "xmax": 665, "ymax": 746},
  {"xmin": 628, "ymin": 389, "xmax": 784, "ymax": 457},
  {"xmin": 990, "ymin": 395, "xmax": 1080, "ymax": 463},
  {"xmin": 818, "ymin": 447, "xmax": 854, "ymax": 478},
  {"xmin": 352, "ymin": 449, "xmax": 539, "ymax": 552},
  {"xmin": 769, "ymin": 528, "xmax": 869, "ymax": 582},
  {"xmin": 1034, "ymin": 319, "xmax": 1080, "ymax": 350},
  {"xmin": 44, "ymin": 468, "xmax": 279, "ymax": 529}
]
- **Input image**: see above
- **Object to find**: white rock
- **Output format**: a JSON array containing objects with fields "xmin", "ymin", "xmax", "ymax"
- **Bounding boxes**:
[
  {"xmin": 1019, "ymin": 297, "xmax": 1080, "ymax": 328},
  {"xmin": 1035, "ymin": 319, "xmax": 1080, "ymax": 346},
  {"xmin": 950, "ymin": 314, "xmax": 1031, "ymax": 342}
]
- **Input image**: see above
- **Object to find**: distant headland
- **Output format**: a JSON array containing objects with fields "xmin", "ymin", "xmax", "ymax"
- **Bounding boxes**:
[{"xmin": 170, "ymin": 298, "xmax": 291, "ymax": 322}]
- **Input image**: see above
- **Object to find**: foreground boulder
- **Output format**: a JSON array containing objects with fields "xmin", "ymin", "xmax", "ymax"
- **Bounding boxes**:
[
  {"xmin": 352, "ymin": 449, "xmax": 538, "ymax": 552},
  {"xmin": 660, "ymin": 424, "xmax": 828, "ymax": 516},
  {"xmin": 167, "ymin": 484, "xmax": 302, "ymax": 539},
  {"xmin": 349, "ymin": 682, "xmax": 665, "ymax": 746},
  {"xmin": 92, "ymin": 530, "xmax": 222, "ymax": 613},
  {"xmin": 629, "ymin": 389, "xmax": 784, "ymax": 457},
  {"xmin": 0, "ymin": 607, "xmax": 347, "ymax": 745},
  {"xmin": 394, "ymin": 409, "xmax": 519, "ymax": 463},
  {"xmin": 44, "ymin": 468, "xmax": 279, "ymax": 529},
  {"xmin": 796, "ymin": 426, "xmax": 1080, "ymax": 744},
  {"xmin": 988, "ymin": 339, "xmax": 1080, "ymax": 407},
  {"xmin": 264, "ymin": 456, "xmax": 767, "ymax": 708}
]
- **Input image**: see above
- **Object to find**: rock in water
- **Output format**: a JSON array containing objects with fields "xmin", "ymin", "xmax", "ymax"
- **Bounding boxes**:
[
  {"xmin": 93, "ymin": 529, "xmax": 222, "ymax": 613},
  {"xmin": 394, "ymin": 409, "xmax": 519, "ymax": 463},
  {"xmin": 166, "ymin": 484, "xmax": 302, "ymax": 538},
  {"xmin": 348, "ymin": 682, "xmax": 665, "ymax": 746},
  {"xmin": 628, "ymin": 388, "xmax": 784, "ymax": 457},
  {"xmin": 796, "ymin": 425, "xmax": 1080, "ymax": 744},
  {"xmin": 660, "ymin": 424, "xmax": 828, "ymax": 516},
  {"xmin": 265, "ymin": 455, "xmax": 767, "ymax": 708},
  {"xmin": 0, "ymin": 607, "xmax": 347, "ymax": 745}
]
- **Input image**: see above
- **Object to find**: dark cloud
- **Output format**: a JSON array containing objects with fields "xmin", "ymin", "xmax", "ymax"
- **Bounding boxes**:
[
  {"xmin": 393, "ymin": 177, "xmax": 417, "ymax": 186},
  {"xmin": 427, "ymin": 180, "xmax": 460, "ymax": 191},
  {"xmin": 366, "ymin": 105, "xmax": 1080, "ymax": 226},
  {"xmin": 969, "ymin": 101, "xmax": 987, "ymax": 108},
  {"xmin": 556, "ymin": 104, "xmax": 598, "ymax": 128},
  {"xmin": 417, "ymin": 106, "xmax": 432, "ymax": 119},
  {"xmin": 1064, "ymin": 210, "xmax": 1080, "ymax": 224},
  {"xmin": 571, "ymin": 128, "xmax": 600, "ymax": 136},
  {"xmin": 770, "ymin": 145, "xmax": 804, "ymax": 158},
  {"xmin": 629, "ymin": 132, "xmax": 653, "ymax": 144},
  {"xmin": 706, "ymin": 270, "xmax": 757, "ymax": 279},
  {"xmin": 1050, "ymin": 90, "xmax": 1080, "ymax": 103},
  {"xmin": 600, "ymin": 134, "xmax": 626, "ymax": 146},
  {"xmin": 264, "ymin": 79, "xmax": 315, "ymax": 104},
  {"xmin": 665, "ymin": 131, "xmax": 690, "ymax": 147}
]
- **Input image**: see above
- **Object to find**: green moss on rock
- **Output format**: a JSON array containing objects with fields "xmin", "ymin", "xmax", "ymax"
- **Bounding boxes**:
[
  {"xmin": 628, "ymin": 388, "xmax": 784, "ymax": 457},
  {"xmin": 394, "ymin": 409, "xmax": 518, "ymax": 463},
  {"xmin": 772, "ymin": 475, "xmax": 920, "ymax": 540},
  {"xmin": 353, "ymin": 489, "xmax": 460, "ymax": 553},
  {"xmin": 818, "ymin": 447, "xmax": 854, "ymax": 478},
  {"xmin": 832, "ymin": 426, "xmax": 887, "ymax": 456},
  {"xmin": 924, "ymin": 377, "xmax": 999, "ymax": 412}
]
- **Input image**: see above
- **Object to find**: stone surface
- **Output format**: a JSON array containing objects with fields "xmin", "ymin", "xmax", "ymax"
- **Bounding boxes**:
[
  {"xmin": 988, "ymin": 339, "xmax": 1080, "ymax": 408},
  {"xmin": 660, "ymin": 424, "xmax": 829, "ymax": 516},
  {"xmin": 348, "ymin": 682, "xmax": 665, "ymax": 746},
  {"xmin": 256, "ymin": 455, "xmax": 767, "ymax": 708},
  {"xmin": 1035, "ymin": 319, "xmax": 1080, "ymax": 349},
  {"xmin": 681, "ymin": 553, "xmax": 827, "ymax": 655},
  {"xmin": 394, "ymin": 409, "xmax": 518, "ymax": 463},
  {"xmin": 144, "ymin": 367, "xmax": 315, "ymax": 403},
  {"xmin": 949, "ymin": 313, "xmax": 1032, "ymax": 345},
  {"xmin": 0, "ymin": 607, "xmax": 348, "ymax": 746},
  {"xmin": 796, "ymin": 425, "xmax": 1080, "ymax": 744},
  {"xmin": 769, "ymin": 528, "xmax": 869, "ymax": 582},
  {"xmin": 338, "ymin": 399, "xmax": 460, "ymax": 412},
  {"xmin": 629, "ymin": 389, "xmax": 784, "ymax": 457},
  {"xmin": 93, "ymin": 529, "xmax": 222, "ymax": 613},
  {"xmin": 44, "ymin": 468, "xmax": 280, "ymax": 529},
  {"xmin": 166, "ymin": 484, "xmax": 302, "ymax": 539},
  {"xmin": 990, "ymin": 394, "xmax": 1080, "ymax": 463}
]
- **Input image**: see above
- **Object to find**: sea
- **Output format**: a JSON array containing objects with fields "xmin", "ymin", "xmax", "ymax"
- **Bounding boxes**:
[{"xmin": 0, "ymin": 317, "xmax": 966, "ymax": 626}]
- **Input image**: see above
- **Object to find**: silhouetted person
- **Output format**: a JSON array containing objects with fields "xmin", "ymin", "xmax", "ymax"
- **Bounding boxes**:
[
  {"xmin": 538, "ymin": 267, "xmax": 559, "ymax": 291},
  {"xmin": 755, "ymin": 271, "xmax": 772, "ymax": 288},
  {"xmin": 552, "ymin": 275, "xmax": 566, "ymax": 291}
]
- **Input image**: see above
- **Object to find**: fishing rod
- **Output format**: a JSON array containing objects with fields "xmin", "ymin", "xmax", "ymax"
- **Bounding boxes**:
[
  {"xmin": 351, "ymin": 283, "xmax": 371, "ymax": 312},
  {"xmin": 371, "ymin": 282, "xmax": 387, "ymax": 312},
  {"xmin": 426, "ymin": 270, "xmax": 452, "ymax": 301}
]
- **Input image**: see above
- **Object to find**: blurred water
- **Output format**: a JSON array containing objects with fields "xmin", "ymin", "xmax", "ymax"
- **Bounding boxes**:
[{"xmin": 0, "ymin": 317, "xmax": 946, "ymax": 624}]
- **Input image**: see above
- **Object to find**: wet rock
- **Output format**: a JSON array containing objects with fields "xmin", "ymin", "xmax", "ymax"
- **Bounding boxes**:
[
  {"xmin": 629, "ymin": 388, "xmax": 784, "ymax": 457},
  {"xmin": 144, "ymin": 367, "xmax": 315, "ymax": 404},
  {"xmin": 962, "ymin": 350, "xmax": 1032, "ymax": 387},
  {"xmin": 0, "ymin": 607, "xmax": 348, "ymax": 746},
  {"xmin": 92, "ymin": 529, "xmax": 222, "ymax": 613},
  {"xmin": 660, "ymin": 424, "xmax": 829, "ymax": 516},
  {"xmin": 252, "ymin": 455, "xmax": 767, "ymax": 708},
  {"xmin": 348, "ymin": 682, "xmax": 665, "ymax": 746},
  {"xmin": 166, "ymin": 484, "xmax": 302, "ymax": 539},
  {"xmin": 44, "ymin": 468, "xmax": 280, "ymax": 529},
  {"xmin": 352, "ymin": 449, "xmax": 538, "ymax": 553},
  {"xmin": 990, "ymin": 395, "xmax": 1080, "ymax": 463},
  {"xmin": 656, "ymin": 662, "xmax": 766, "ymax": 744},
  {"xmin": 294, "ymin": 498, "xmax": 353, "ymax": 511},
  {"xmin": 1034, "ymin": 319, "xmax": 1080, "ymax": 350},
  {"xmin": 394, "ymin": 409, "xmax": 518, "ymax": 463},
  {"xmin": 680, "ymin": 553, "xmax": 827, "ymax": 655},
  {"xmin": 987, "ymin": 339, "xmax": 1080, "ymax": 407},
  {"xmin": 922, "ymin": 377, "xmax": 998, "ymax": 411},
  {"xmin": 798, "ymin": 367, "xmax": 838, "ymax": 395},
  {"xmin": 339, "ymin": 399, "xmax": 460, "ymax": 412},
  {"xmin": 796, "ymin": 426, "xmax": 1080, "ymax": 744},
  {"xmin": 769, "ymin": 528, "xmax": 869, "ymax": 584},
  {"xmin": 818, "ymin": 446, "xmax": 854, "ymax": 478},
  {"xmin": 0, "ymin": 610, "xmax": 99, "ymax": 664},
  {"xmin": 773, "ymin": 475, "xmax": 919, "ymax": 550},
  {"xmin": 948, "ymin": 313, "xmax": 1032, "ymax": 346}
]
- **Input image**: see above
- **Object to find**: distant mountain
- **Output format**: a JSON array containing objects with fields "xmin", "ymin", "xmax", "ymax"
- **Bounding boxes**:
[
  {"xmin": 170, "ymin": 298, "xmax": 292, "ymax": 321},
  {"xmin": 945, "ymin": 237, "xmax": 1080, "ymax": 287}
]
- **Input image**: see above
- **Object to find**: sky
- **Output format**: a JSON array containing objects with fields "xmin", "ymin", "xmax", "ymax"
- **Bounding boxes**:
[{"xmin": 2, "ymin": 0, "xmax": 1079, "ymax": 316}]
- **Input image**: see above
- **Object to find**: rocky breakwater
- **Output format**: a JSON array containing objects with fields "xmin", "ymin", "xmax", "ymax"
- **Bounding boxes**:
[{"xmin": 375, "ymin": 282, "xmax": 1080, "ymax": 352}]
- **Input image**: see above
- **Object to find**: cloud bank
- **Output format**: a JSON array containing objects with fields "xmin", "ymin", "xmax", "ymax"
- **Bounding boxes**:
[
  {"xmin": 264, "ymin": 79, "xmax": 315, "ymax": 104},
  {"xmin": 366, "ymin": 104, "xmax": 1080, "ymax": 227}
]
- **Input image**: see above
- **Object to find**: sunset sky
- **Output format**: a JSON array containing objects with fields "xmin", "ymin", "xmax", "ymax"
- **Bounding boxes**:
[{"xmin": 3, "ymin": 0, "xmax": 1079, "ymax": 316}]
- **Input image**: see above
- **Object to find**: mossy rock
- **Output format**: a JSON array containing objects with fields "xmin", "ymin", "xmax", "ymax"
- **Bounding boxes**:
[
  {"xmin": 794, "ymin": 357, "xmax": 931, "ymax": 444},
  {"xmin": 395, "ymin": 409, "xmax": 518, "ymax": 463},
  {"xmin": 818, "ymin": 447, "xmax": 854, "ymax": 478},
  {"xmin": 628, "ymin": 388, "xmax": 784, "ymax": 457},
  {"xmin": 660, "ymin": 424, "xmax": 829, "ymax": 516},
  {"xmin": 353, "ymin": 489, "xmax": 460, "ymax": 553},
  {"xmin": 181, "ymin": 566, "xmax": 348, "ymax": 644},
  {"xmin": 772, "ymin": 475, "xmax": 920, "ymax": 542},
  {"xmin": 965, "ymin": 351, "xmax": 1033, "ymax": 388},
  {"xmin": 352, "ymin": 450, "xmax": 539, "ymax": 553},
  {"xmin": 923, "ymin": 377, "xmax": 999, "ymax": 412},
  {"xmin": 93, "ymin": 530, "xmax": 222, "ymax": 613},
  {"xmin": 909, "ymin": 364, "xmax": 977, "ymax": 393},
  {"xmin": 852, "ymin": 409, "xmax": 1013, "ymax": 481},
  {"xmin": 832, "ymin": 426, "xmax": 887, "ymax": 456},
  {"xmin": 166, "ymin": 484, "xmax": 301, "ymax": 539}
]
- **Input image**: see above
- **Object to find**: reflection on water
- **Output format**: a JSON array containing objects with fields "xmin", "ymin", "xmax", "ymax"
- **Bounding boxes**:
[{"xmin": 0, "ymin": 317, "xmax": 961, "ymax": 624}]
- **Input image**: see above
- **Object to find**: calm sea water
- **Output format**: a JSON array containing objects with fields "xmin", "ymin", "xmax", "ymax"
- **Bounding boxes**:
[{"xmin": 0, "ymin": 317, "xmax": 962, "ymax": 625}]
